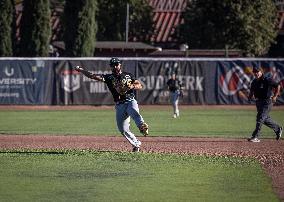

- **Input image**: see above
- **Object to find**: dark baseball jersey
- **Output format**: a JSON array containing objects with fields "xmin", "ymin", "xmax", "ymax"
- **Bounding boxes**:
[
  {"xmin": 167, "ymin": 79, "xmax": 181, "ymax": 92},
  {"xmin": 250, "ymin": 75, "xmax": 279, "ymax": 99},
  {"xmin": 102, "ymin": 72, "xmax": 136, "ymax": 103}
]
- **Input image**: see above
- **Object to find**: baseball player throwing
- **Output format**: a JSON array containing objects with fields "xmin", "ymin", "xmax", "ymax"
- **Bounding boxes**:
[{"xmin": 75, "ymin": 58, "xmax": 149, "ymax": 152}]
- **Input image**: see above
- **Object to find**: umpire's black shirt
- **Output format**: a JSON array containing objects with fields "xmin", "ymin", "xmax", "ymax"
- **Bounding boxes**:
[{"xmin": 250, "ymin": 75, "xmax": 279, "ymax": 100}]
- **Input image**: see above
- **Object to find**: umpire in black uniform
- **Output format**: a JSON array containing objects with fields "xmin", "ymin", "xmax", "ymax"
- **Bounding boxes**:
[{"xmin": 248, "ymin": 66, "xmax": 283, "ymax": 142}]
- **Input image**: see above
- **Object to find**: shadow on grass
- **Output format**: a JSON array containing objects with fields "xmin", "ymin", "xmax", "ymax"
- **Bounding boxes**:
[
  {"xmin": 0, "ymin": 150, "xmax": 66, "ymax": 155},
  {"xmin": 0, "ymin": 150, "xmax": 121, "ymax": 155}
]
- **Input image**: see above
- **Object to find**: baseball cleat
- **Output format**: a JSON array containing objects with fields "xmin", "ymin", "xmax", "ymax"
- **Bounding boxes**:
[
  {"xmin": 247, "ymin": 137, "xmax": 260, "ymax": 143},
  {"xmin": 276, "ymin": 126, "xmax": 283, "ymax": 140},
  {"xmin": 132, "ymin": 147, "xmax": 140, "ymax": 152},
  {"xmin": 139, "ymin": 122, "xmax": 149, "ymax": 137}
]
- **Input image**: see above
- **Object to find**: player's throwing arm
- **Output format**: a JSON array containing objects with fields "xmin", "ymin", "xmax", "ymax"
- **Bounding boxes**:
[{"xmin": 75, "ymin": 66, "xmax": 104, "ymax": 82}]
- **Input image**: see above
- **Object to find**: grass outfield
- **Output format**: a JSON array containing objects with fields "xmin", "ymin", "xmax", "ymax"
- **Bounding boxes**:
[
  {"xmin": 0, "ymin": 150, "xmax": 278, "ymax": 202},
  {"xmin": 0, "ymin": 107, "xmax": 283, "ymax": 138}
]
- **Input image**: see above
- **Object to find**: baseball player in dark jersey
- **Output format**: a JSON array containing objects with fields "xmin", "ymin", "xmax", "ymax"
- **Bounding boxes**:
[
  {"xmin": 75, "ymin": 58, "xmax": 149, "ymax": 152},
  {"xmin": 247, "ymin": 66, "xmax": 283, "ymax": 142},
  {"xmin": 166, "ymin": 73, "xmax": 183, "ymax": 118}
]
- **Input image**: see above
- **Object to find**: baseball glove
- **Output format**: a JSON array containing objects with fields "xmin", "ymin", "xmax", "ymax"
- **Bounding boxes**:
[{"xmin": 114, "ymin": 76, "xmax": 133, "ymax": 95}]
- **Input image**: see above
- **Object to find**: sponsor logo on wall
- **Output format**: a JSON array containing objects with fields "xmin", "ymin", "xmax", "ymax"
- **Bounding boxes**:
[
  {"xmin": 0, "ymin": 66, "xmax": 37, "ymax": 99},
  {"xmin": 61, "ymin": 69, "xmax": 81, "ymax": 92}
]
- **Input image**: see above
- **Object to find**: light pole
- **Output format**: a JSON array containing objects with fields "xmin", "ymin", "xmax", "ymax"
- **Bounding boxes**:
[{"xmin": 126, "ymin": 3, "xmax": 129, "ymax": 43}]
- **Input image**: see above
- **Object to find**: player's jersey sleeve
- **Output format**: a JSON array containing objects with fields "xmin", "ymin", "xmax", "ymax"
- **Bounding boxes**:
[
  {"xmin": 102, "ymin": 74, "xmax": 116, "ymax": 87},
  {"xmin": 101, "ymin": 74, "xmax": 108, "ymax": 83}
]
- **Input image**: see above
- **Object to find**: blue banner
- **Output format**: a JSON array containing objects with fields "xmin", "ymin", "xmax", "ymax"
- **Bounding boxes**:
[
  {"xmin": 0, "ymin": 60, "xmax": 54, "ymax": 104},
  {"xmin": 0, "ymin": 58, "xmax": 283, "ymax": 105}
]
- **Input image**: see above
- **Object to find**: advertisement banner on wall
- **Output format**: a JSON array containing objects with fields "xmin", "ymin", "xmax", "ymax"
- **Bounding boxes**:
[
  {"xmin": 217, "ymin": 60, "xmax": 284, "ymax": 105},
  {"xmin": 55, "ymin": 59, "xmax": 112, "ymax": 105},
  {"xmin": 0, "ymin": 58, "xmax": 283, "ymax": 105},
  {"xmin": 55, "ymin": 59, "xmax": 138, "ymax": 105},
  {"xmin": 136, "ymin": 60, "xmax": 216, "ymax": 104},
  {"xmin": 0, "ymin": 60, "xmax": 54, "ymax": 105}
]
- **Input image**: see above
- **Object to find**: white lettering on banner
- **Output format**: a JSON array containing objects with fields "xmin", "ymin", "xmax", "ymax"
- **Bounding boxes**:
[
  {"xmin": 0, "ymin": 78, "xmax": 37, "ymax": 85},
  {"xmin": 185, "ymin": 76, "xmax": 194, "ymax": 90},
  {"xmin": 139, "ymin": 77, "xmax": 146, "ymax": 90},
  {"xmin": 146, "ymin": 76, "xmax": 156, "ymax": 89},
  {"xmin": 90, "ymin": 82, "xmax": 108, "ymax": 93},
  {"xmin": 4, "ymin": 67, "xmax": 14, "ymax": 77},
  {"xmin": 156, "ymin": 75, "xmax": 165, "ymax": 89},
  {"xmin": 184, "ymin": 76, "xmax": 204, "ymax": 91},
  {"xmin": 0, "ymin": 93, "xmax": 19, "ymax": 98},
  {"xmin": 138, "ymin": 75, "xmax": 204, "ymax": 91},
  {"xmin": 195, "ymin": 77, "xmax": 204, "ymax": 91},
  {"xmin": 81, "ymin": 70, "xmax": 111, "ymax": 93}
]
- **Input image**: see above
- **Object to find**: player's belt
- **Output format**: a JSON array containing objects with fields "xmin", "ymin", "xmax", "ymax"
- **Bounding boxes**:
[
  {"xmin": 255, "ymin": 97, "xmax": 272, "ymax": 101},
  {"xmin": 115, "ymin": 98, "xmax": 134, "ymax": 105}
]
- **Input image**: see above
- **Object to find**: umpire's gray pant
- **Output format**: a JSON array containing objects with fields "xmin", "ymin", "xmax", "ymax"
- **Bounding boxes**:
[{"xmin": 251, "ymin": 99, "xmax": 280, "ymax": 138}]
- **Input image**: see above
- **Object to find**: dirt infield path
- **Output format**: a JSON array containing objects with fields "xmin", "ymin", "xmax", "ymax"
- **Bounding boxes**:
[{"xmin": 0, "ymin": 135, "xmax": 283, "ymax": 201}]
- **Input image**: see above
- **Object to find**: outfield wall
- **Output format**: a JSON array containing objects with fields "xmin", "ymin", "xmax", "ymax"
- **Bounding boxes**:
[{"xmin": 0, "ymin": 57, "xmax": 283, "ymax": 105}]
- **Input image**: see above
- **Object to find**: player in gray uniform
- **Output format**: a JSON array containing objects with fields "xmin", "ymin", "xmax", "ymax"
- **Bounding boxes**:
[
  {"xmin": 247, "ymin": 66, "xmax": 282, "ymax": 142},
  {"xmin": 75, "ymin": 58, "xmax": 149, "ymax": 152},
  {"xmin": 166, "ymin": 73, "xmax": 183, "ymax": 118}
]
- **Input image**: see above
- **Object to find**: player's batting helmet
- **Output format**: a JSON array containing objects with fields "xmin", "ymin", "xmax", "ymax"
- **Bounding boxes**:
[{"xmin": 109, "ymin": 58, "xmax": 121, "ymax": 67}]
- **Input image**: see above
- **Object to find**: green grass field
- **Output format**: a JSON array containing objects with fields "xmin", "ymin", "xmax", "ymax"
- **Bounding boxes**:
[
  {"xmin": 0, "ymin": 151, "xmax": 278, "ymax": 202},
  {"xmin": 0, "ymin": 107, "xmax": 283, "ymax": 138},
  {"xmin": 0, "ymin": 107, "xmax": 282, "ymax": 201}
]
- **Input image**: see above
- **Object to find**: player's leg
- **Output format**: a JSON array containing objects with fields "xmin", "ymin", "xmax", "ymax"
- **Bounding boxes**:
[
  {"xmin": 250, "ymin": 100, "xmax": 267, "ymax": 140},
  {"xmin": 127, "ymin": 99, "xmax": 149, "ymax": 136},
  {"xmin": 115, "ymin": 104, "xmax": 141, "ymax": 148},
  {"xmin": 170, "ymin": 92, "xmax": 176, "ymax": 117},
  {"xmin": 173, "ymin": 91, "xmax": 180, "ymax": 117},
  {"xmin": 262, "ymin": 101, "xmax": 282, "ymax": 136}
]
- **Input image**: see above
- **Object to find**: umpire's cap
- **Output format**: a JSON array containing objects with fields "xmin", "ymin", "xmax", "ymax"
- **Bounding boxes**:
[
  {"xmin": 252, "ymin": 66, "xmax": 263, "ymax": 73},
  {"xmin": 109, "ymin": 57, "xmax": 121, "ymax": 67}
]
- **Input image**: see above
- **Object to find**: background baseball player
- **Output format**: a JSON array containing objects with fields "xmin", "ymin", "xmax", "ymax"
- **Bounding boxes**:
[
  {"xmin": 75, "ymin": 57, "xmax": 149, "ymax": 152},
  {"xmin": 247, "ymin": 66, "xmax": 283, "ymax": 142},
  {"xmin": 167, "ymin": 73, "xmax": 183, "ymax": 118}
]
